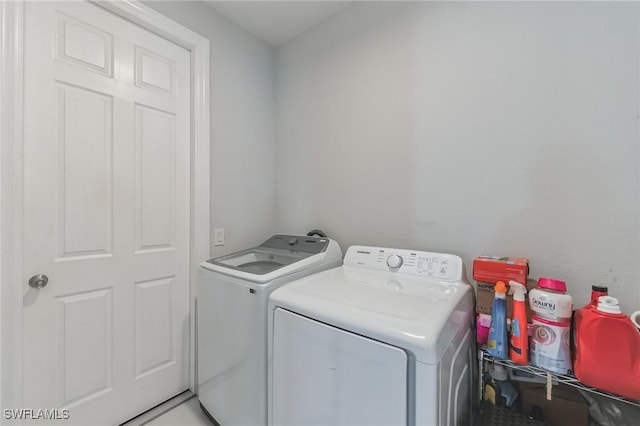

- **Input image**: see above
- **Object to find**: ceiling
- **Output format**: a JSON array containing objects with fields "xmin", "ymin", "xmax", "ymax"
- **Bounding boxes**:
[{"xmin": 203, "ymin": 1, "xmax": 352, "ymax": 46}]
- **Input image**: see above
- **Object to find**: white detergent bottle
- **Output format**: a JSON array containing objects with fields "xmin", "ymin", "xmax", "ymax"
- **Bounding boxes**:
[{"xmin": 528, "ymin": 277, "xmax": 573, "ymax": 374}]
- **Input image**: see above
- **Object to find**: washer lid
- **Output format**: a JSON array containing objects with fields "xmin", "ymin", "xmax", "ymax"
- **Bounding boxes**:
[
  {"xmin": 208, "ymin": 248, "xmax": 305, "ymax": 275},
  {"xmin": 269, "ymin": 247, "xmax": 474, "ymax": 364},
  {"xmin": 201, "ymin": 235, "xmax": 342, "ymax": 283}
]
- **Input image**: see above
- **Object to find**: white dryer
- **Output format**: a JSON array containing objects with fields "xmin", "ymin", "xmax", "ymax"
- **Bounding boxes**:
[
  {"xmin": 198, "ymin": 235, "xmax": 342, "ymax": 426},
  {"xmin": 268, "ymin": 245, "xmax": 475, "ymax": 426}
]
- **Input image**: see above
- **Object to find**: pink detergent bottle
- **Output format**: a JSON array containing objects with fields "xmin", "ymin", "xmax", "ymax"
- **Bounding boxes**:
[{"xmin": 573, "ymin": 296, "xmax": 640, "ymax": 400}]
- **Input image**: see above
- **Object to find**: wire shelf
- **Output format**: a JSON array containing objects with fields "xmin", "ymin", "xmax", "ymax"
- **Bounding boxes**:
[{"xmin": 479, "ymin": 349, "xmax": 640, "ymax": 409}]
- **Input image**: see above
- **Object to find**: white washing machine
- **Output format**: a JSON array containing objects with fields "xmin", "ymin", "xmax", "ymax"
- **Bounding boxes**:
[
  {"xmin": 268, "ymin": 245, "xmax": 475, "ymax": 426},
  {"xmin": 198, "ymin": 234, "xmax": 342, "ymax": 426}
]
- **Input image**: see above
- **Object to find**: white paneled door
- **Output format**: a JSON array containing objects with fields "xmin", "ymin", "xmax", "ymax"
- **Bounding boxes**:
[{"xmin": 23, "ymin": 2, "xmax": 190, "ymax": 424}]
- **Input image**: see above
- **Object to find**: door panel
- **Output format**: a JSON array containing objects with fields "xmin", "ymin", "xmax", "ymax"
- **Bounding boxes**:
[
  {"xmin": 56, "ymin": 82, "xmax": 114, "ymax": 259},
  {"xmin": 135, "ymin": 105, "xmax": 177, "ymax": 251},
  {"xmin": 56, "ymin": 13, "xmax": 113, "ymax": 76},
  {"xmin": 135, "ymin": 46, "xmax": 175, "ymax": 95},
  {"xmin": 23, "ymin": 2, "xmax": 191, "ymax": 424},
  {"xmin": 134, "ymin": 276, "xmax": 176, "ymax": 379},
  {"xmin": 56, "ymin": 288, "xmax": 113, "ymax": 408}
]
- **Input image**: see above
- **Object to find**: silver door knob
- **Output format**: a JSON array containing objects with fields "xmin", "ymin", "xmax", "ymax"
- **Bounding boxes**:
[{"xmin": 28, "ymin": 274, "xmax": 49, "ymax": 289}]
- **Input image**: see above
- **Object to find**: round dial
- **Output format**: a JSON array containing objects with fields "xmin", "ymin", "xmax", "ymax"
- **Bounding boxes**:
[{"xmin": 386, "ymin": 254, "xmax": 403, "ymax": 270}]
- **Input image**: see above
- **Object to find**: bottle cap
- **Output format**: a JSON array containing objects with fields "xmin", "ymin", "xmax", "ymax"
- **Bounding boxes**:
[
  {"xmin": 494, "ymin": 364, "xmax": 508, "ymax": 381},
  {"xmin": 592, "ymin": 285, "xmax": 608, "ymax": 293},
  {"xmin": 495, "ymin": 281, "xmax": 507, "ymax": 294},
  {"xmin": 597, "ymin": 296, "xmax": 622, "ymax": 314},
  {"xmin": 537, "ymin": 277, "xmax": 567, "ymax": 292}
]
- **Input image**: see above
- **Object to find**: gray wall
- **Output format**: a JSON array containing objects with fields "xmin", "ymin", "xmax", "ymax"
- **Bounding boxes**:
[
  {"xmin": 145, "ymin": 0, "xmax": 277, "ymax": 257},
  {"xmin": 275, "ymin": 1, "xmax": 640, "ymax": 312}
]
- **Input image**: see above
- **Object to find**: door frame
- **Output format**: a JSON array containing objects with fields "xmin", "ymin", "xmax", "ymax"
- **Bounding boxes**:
[{"xmin": 0, "ymin": 0, "xmax": 210, "ymax": 414}]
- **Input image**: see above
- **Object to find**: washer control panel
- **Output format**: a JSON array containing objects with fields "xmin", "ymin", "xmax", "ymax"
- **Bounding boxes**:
[{"xmin": 344, "ymin": 245, "xmax": 463, "ymax": 281}]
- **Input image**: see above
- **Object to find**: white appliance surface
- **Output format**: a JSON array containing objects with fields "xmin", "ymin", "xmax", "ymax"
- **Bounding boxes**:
[
  {"xmin": 198, "ymin": 235, "xmax": 342, "ymax": 426},
  {"xmin": 269, "ymin": 245, "xmax": 471, "ymax": 364},
  {"xmin": 272, "ymin": 308, "xmax": 407, "ymax": 426},
  {"xmin": 268, "ymin": 245, "xmax": 475, "ymax": 426}
]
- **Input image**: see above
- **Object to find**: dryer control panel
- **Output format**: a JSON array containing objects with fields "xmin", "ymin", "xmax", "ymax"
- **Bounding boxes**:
[{"xmin": 343, "ymin": 245, "xmax": 463, "ymax": 281}]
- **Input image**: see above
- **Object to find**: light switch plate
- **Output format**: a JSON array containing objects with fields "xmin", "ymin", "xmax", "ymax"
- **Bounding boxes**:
[{"xmin": 214, "ymin": 228, "xmax": 225, "ymax": 246}]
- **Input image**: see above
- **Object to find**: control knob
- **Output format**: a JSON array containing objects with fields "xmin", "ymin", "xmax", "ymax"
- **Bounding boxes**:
[{"xmin": 386, "ymin": 254, "xmax": 403, "ymax": 270}]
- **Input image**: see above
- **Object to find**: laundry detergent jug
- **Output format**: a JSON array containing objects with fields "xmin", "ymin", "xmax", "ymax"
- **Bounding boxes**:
[{"xmin": 573, "ymin": 296, "xmax": 640, "ymax": 400}]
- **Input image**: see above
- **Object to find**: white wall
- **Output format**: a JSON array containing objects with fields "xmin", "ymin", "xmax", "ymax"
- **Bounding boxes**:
[
  {"xmin": 276, "ymin": 1, "xmax": 640, "ymax": 312},
  {"xmin": 145, "ymin": 0, "xmax": 277, "ymax": 257}
]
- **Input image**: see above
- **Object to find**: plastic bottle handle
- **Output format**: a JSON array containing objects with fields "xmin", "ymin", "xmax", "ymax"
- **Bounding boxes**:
[{"xmin": 631, "ymin": 311, "xmax": 640, "ymax": 329}]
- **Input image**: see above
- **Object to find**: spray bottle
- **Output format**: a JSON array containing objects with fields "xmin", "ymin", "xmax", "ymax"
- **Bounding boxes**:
[
  {"xmin": 486, "ymin": 281, "xmax": 508, "ymax": 359},
  {"xmin": 509, "ymin": 280, "xmax": 528, "ymax": 364}
]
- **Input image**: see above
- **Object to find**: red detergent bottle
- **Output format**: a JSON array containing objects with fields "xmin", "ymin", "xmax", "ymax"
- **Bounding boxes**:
[
  {"xmin": 573, "ymin": 296, "xmax": 640, "ymax": 400},
  {"xmin": 572, "ymin": 285, "xmax": 608, "ymax": 350}
]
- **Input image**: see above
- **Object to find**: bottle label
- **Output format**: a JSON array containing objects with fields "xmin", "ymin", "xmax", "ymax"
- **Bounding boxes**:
[
  {"xmin": 529, "ymin": 289, "xmax": 572, "ymax": 323},
  {"xmin": 512, "ymin": 318, "xmax": 521, "ymax": 337},
  {"xmin": 529, "ymin": 318, "xmax": 571, "ymax": 374},
  {"xmin": 483, "ymin": 383, "xmax": 497, "ymax": 405}
]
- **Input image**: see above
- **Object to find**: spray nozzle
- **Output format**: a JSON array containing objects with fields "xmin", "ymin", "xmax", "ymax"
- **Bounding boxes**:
[{"xmin": 508, "ymin": 280, "xmax": 527, "ymax": 302}]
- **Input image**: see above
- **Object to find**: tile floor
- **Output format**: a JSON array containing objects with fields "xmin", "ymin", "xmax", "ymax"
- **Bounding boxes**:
[
  {"xmin": 123, "ymin": 394, "xmax": 214, "ymax": 426},
  {"xmin": 146, "ymin": 398, "xmax": 213, "ymax": 426}
]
